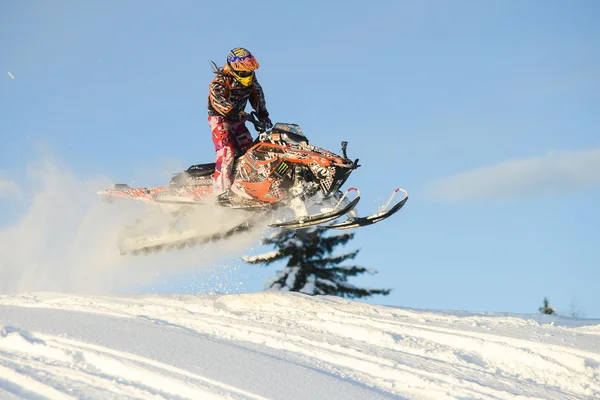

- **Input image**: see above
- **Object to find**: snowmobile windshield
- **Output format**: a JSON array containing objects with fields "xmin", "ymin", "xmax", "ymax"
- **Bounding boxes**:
[{"xmin": 271, "ymin": 123, "xmax": 309, "ymax": 145}]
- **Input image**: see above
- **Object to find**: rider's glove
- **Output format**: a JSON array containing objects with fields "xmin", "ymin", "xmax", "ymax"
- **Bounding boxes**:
[
  {"xmin": 238, "ymin": 111, "xmax": 249, "ymax": 122},
  {"xmin": 257, "ymin": 111, "xmax": 273, "ymax": 130},
  {"xmin": 261, "ymin": 116, "xmax": 273, "ymax": 130}
]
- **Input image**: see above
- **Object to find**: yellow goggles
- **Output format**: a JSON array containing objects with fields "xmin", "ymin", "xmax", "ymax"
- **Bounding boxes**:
[{"xmin": 231, "ymin": 69, "xmax": 254, "ymax": 86}]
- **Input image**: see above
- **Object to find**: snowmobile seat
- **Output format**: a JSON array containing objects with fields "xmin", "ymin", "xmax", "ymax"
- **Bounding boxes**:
[
  {"xmin": 186, "ymin": 163, "xmax": 216, "ymax": 177},
  {"xmin": 168, "ymin": 163, "xmax": 215, "ymax": 186}
]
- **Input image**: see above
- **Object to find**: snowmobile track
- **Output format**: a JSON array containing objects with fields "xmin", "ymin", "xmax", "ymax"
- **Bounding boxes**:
[{"xmin": 120, "ymin": 219, "xmax": 257, "ymax": 256}]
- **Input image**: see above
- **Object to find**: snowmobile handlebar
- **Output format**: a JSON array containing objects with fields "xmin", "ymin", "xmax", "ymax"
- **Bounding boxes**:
[{"xmin": 246, "ymin": 111, "xmax": 269, "ymax": 133}]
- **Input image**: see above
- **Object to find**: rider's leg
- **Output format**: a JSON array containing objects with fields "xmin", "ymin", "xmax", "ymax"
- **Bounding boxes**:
[
  {"xmin": 230, "ymin": 120, "xmax": 253, "ymax": 153},
  {"xmin": 209, "ymin": 116, "xmax": 236, "ymax": 194}
]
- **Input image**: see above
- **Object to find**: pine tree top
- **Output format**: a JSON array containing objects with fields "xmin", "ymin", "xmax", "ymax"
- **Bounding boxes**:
[{"xmin": 243, "ymin": 227, "xmax": 391, "ymax": 299}]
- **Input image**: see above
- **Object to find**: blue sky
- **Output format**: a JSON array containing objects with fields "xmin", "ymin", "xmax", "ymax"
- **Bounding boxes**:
[{"xmin": 1, "ymin": 1, "xmax": 599, "ymax": 316}]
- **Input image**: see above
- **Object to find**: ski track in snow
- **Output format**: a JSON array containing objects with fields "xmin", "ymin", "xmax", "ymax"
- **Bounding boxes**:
[{"xmin": 0, "ymin": 292, "xmax": 599, "ymax": 400}]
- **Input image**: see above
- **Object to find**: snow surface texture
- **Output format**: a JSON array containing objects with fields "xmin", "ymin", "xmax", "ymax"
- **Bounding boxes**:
[{"xmin": 1, "ymin": 292, "xmax": 599, "ymax": 399}]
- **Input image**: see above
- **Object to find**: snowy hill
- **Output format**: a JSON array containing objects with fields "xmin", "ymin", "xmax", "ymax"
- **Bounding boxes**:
[{"xmin": 1, "ymin": 292, "xmax": 599, "ymax": 400}]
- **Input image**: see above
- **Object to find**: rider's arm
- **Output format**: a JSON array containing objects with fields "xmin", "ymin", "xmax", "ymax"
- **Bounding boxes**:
[
  {"xmin": 209, "ymin": 75, "xmax": 234, "ymax": 117},
  {"xmin": 250, "ymin": 78, "xmax": 269, "ymax": 118}
]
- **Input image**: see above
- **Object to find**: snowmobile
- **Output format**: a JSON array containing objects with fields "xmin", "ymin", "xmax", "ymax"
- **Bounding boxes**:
[{"xmin": 98, "ymin": 113, "xmax": 408, "ymax": 255}]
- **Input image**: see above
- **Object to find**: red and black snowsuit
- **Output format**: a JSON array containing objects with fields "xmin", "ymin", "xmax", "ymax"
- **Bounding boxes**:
[{"xmin": 207, "ymin": 70, "xmax": 269, "ymax": 193}]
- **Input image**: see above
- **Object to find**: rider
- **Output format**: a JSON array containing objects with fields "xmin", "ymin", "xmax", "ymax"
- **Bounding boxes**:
[{"xmin": 207, "ymin": 47, "xmax": 273, "ymax": 194}]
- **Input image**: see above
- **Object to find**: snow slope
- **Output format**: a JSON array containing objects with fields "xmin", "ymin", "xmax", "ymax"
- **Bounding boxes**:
[{"xmin": 0, "ymin": 292, "xmax": 599, "ymax": 400}]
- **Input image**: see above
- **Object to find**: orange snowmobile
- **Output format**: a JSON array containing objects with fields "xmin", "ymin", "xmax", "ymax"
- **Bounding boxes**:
[{"xmin": 98, "ymin": 113, "xmax": 408, "ymax": 254}]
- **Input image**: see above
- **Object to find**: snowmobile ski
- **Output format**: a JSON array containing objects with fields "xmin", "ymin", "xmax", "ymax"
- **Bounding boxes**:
[
  {"xmin": 325, "ymin": 188, "xmax": 408, "ymax": 230},
  {"xmin": 269, "ymin": 188, "xmax": 361, "ymax": 230}
]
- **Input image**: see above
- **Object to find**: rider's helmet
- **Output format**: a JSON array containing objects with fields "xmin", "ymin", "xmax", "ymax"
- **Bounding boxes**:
[{"xmin": 227, "ymin": 47, "xmax": 260, "ymax": 87}]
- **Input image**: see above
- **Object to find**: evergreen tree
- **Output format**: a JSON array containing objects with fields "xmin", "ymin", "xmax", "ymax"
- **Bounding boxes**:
[
  {"xmin": 243, "ymin": 227, "xmax": 391, "ymax": 299},
  {"xmin": 539, "ymin": 297, "xmax": 556, "ymax": 315}
]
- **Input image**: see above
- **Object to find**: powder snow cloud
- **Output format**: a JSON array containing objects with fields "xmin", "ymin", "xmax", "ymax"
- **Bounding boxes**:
[
  {"xmin": 0, "ymin": 154, "xmax": 266, "ymax": 294},
  {"xmin": 427, "ymin": 146, "xmax": 600, "ymax": 201}
]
